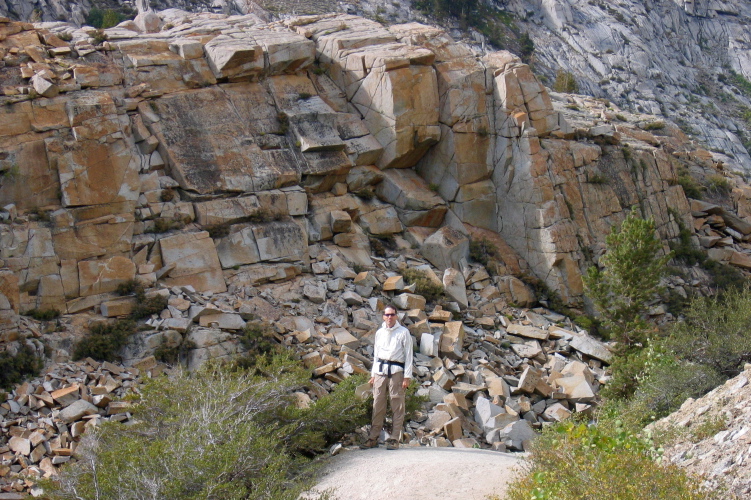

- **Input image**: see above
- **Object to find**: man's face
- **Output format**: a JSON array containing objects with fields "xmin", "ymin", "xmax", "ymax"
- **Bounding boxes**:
[{"xmin": 383, "ymin": 308, "xmax": 397, "ymax": 327}]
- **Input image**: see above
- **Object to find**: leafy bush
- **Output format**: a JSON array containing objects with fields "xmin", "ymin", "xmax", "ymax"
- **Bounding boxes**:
[
  {"xmin": 85, "ymin": 8, "xmax": 122, "ymax": 29},
  {"xmin": 233, "ymin": 321, "xmax": 283, "ymax": 369},
  {"xmin": 690, "ymin": 414, "xmax": 727, "ymax": 443},
  {"xmin": 115, "ymin": 279, "xmax": 141, "ymax": 296},
  {"xmin": 587, "ymin": 172, "xmax": 609, "ymax": 184},
  {"xmin": 402, "ymin": 268, "xmax": 444, "ymax": 302},
  {"xmin": 206, "ymin": 223, "xmax": 231, "ymax": 239},
  {"xmin": 669, "ymin": 214, "xmax": 745, "ymax": 293},
  {"xmin": 643, "ymin": 121, "xmax": 666, "ymax": 131},
  {"xmin": 664, "ymin": 285, "xmax": 751, "ymax": 378},
  {"xmin": 116, "ymin": 280, "xmax": 167, "ymax": 320},
  {"xmin": 468, "ymin": 238, "xmax": 499, "ymax": 268},
  {"xmin": 368, "ymin": 234, "xmax": 396, "ymax": 257},
  {"xmin": 130, "ymin": 293, "xmax": 168, "ymax": 321},
  {"xmin": 146, "ymin": 216, "xmax": 185, "ymax": 234},
  {"xmin": 0, "ymin": 344, "xmax": 43, "ymax": 390},
  {"xmin": 677, "ymin": 167, "xmax": 704, "ymax": 199},
  {"xmin": 24, "ymin": 308, "xmax": 60, "ymax": 321},
  {"xmin": 553, "ymin": 70, "xmax": 579, "ymax": 93},
  {"xmin": 631, "ymin": 345, "xmax": 724, "ymax": 419},
  {"xmin": 72, "ymin": 320, "xmax": 136, "ymax": 362},
  {"xmin": 519, "ymin": 32, "xmax": 534, "ymax": 60},
  {"xmin": 583, "ymin": 211, "xmax": 671, "ymax": 347},
  {"xmin": 354, "ymin": 188, "xmax": 375, "ymax": 200},
  {"xmin": 48, "ymin": 355, "xmax": 370, "ymax": 499},
  {"xmin": 706, "ymin": 174, "xmax": 731, "ymax": 196},
  {"xmin": 504, "ymin": 420, "xmax": 719, "ymax": 500}
]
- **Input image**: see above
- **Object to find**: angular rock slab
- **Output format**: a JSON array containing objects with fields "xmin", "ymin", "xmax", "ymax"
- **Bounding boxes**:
[
  {"xmin": 147, "ymin": 86, "xmax": 298, "ymax": 195},
  {"xmin": 421, "ymin": 226, "xmax": 469, "ymax": 270},
  {"xmin": 159, "ymin": 231, "xmax": 226, "ymax": 293}
]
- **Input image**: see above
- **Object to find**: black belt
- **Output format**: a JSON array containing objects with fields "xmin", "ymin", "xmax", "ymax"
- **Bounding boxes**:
[{"xmin": 377, "ymin": 358, "xmax": 405, "ymax": 378}]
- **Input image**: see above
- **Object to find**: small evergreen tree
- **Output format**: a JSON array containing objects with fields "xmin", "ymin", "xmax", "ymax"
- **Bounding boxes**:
[{"xmin": 583, "ymin": 211, "xmax": 671, "ymax": 347}]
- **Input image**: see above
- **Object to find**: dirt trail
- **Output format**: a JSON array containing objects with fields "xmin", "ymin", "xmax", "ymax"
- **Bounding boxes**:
[{"xmin": 306, "ymin": 447, "xmax": 521, "ymax": 500}]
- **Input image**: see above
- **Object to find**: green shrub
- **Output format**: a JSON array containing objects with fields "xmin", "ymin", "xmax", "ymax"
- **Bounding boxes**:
[
  {"xmin": 402, "ymin": 268, "xmax": 444, "ymax": 302},
  {"xmin": 677, "ymin": 167, "xmax": 704, "ymax": 199},
  {"xmin": 504, "ymin": 420, "xmax": 720, "ymax": 500},
  {"xmin": 130, "ymin": 293, "xmax": 168, "ymax": 320},
  {"xmin": 588, "ymin": 172, "xmax": 609, "ymax": 184},
  {"xmin": 631, "ymin": 345, "xmax": 724, "ymax": 419},
  {"xmin": 519, "ymin": 32, "xmax": 534, "ymax": 60},
  {"xmin": 664, "ymin": 285, "xmax": 751, "ymax": 378},
  {"xmin": 48, "ymin": 355, "xmax": 370, "ymax": 499},
  {"xmin": 615, "ymin": 113, "xmax": 627, "ymax": 121},
  {"xmin": 116, "ymin": 279, "xmax": 142, "ymax": 296},
  {"xmin": 468, "ymin": 238, "xmax": 499, "ymax": 268},
  {"xmin": 160, "ymin": 189, "xmax": 176, "ymax": 203},
  {"xmin": 234, "ymin": 321, "xmax": 282, "ymax": 368},
  {"xmin": 669, "ymin": 215, "xmax": 746, "ymax": 293},
  {"xmin": 73, "ymin": 320, "xmax": 136, "ymax": 362},
  {"xmin": 91, "ymin": 29, "xmax": 107, "ymax": 45},
  {"xmin": 690, "ymin": 414, "xmax": 727, "ymax": 443},
  {"xmin": 115, "ymin": 280, "xmax": 167, "ymax": 320},
  {"xmin": 147, "ymin": 216, "xmax": 185, "ymax": 234},
  {"xmin": 0, "ymin": 344, "xmax": 43, "ymax": 390},
  {"xmin": 553, "ymin": 70, "xmax": 579, "ymax": 93},
  {"xmin": 24, "ymin": 308, "xmax": 60, "ymax": 321},
  {"xmin": 276, "ymin": 112, "xmax": 289, "ymax": 135},
  {"xmin": 643, "ymin": 121, "xmax": 666, "ymax": 131},
  {"xmin": 706, "ymin": 174, "xmax": 731, "ymax": 196},
  {"xmin": 369, "ymin": 235, "xmax": 396, "ymax": 258},
  {"xmin": 206, "ymin": 223, "xmax": 231, "ymax": 239}
]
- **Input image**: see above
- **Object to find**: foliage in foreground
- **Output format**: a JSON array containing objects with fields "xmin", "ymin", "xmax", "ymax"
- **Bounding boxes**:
[
  {"xmin": 504, "ymin": 420, "xmax": 721, "ymax": 500},
  {"xmin": 47, "ymin": 355, "xmax": 370, "ymax": 500}
]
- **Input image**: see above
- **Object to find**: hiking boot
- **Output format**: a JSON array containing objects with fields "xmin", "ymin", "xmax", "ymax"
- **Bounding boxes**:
[
  {"xmin": 359, "ymin": 438, "xmax": 378, "ymax": 449},
  {"xmin": 385, "ymin": 438, "xmax": 399, "ymax": 450}
]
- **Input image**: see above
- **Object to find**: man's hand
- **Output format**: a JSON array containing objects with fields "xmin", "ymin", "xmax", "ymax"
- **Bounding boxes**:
[
  {"xmin": 369, "ymin": 376, "xmax": 375, "ymax": 385},
  {"xmin": 402, "ymin": 378, "xmax": 410, "ymax": 389}
]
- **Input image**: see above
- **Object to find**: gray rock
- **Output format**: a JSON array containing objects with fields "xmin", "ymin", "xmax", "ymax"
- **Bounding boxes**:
[{"xmin": 59, "ymin": 400, "xmax": 99, "ymax": 424}]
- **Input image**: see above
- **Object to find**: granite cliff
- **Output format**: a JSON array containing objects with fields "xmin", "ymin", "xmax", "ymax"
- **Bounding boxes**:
[{"xmin": 0, "ymin": 7, "xmax": 751, "ymax": 496}]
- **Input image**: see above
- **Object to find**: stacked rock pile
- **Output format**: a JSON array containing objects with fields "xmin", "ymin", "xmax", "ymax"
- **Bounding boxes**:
[{"xmin": 0, "ymin": 360, "xmax": 140, "ymax": 497}]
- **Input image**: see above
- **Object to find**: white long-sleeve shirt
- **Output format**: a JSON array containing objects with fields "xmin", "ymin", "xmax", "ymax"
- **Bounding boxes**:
[{"xmin": 371, "ymin": 321, "xmax": 413, "ymax": 379}]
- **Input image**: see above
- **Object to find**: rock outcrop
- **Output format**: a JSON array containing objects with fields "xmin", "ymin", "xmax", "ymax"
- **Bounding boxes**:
[
  {"xmin": 0, "ymin": 11, "xmax": 716, "ymax": 312},
  {"xmin": 650, "ymin": 364, "xmax": 751, "ymax": 497}
]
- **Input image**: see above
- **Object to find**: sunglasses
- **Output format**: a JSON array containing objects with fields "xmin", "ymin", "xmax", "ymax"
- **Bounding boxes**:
[{"xmin": 383, "ymin": 313, "xmax": 396, "ymax": 317}]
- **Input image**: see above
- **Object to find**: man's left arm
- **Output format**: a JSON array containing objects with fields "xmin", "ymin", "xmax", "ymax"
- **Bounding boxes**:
[{"xmin": 401, "ymin": 328, "xmax": 414, "ymax": 389}]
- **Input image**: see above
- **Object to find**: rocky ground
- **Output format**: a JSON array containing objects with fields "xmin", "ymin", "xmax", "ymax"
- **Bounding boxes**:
[{"xmin": 649, "ymin": 365, "xmax": 751, "ymax": 498}]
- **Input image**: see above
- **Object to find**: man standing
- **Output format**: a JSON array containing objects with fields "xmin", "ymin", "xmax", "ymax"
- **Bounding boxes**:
[{"xmin": 361, "ymin": 305, "xmax": 414, "ymax": 450}]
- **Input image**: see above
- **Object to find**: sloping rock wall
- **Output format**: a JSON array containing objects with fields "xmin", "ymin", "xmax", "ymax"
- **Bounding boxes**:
[{"xmin": 0, "ymin": 11, "xmax": 718, "ymax": 324}]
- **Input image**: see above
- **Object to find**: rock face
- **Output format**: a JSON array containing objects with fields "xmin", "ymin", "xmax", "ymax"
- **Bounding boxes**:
[
  {"xmin": 650, "ymin": 365, "xmax": 751, "ymax": 498},
  {"xmin": 0, "ymin": 11, "xmax": 727, "ymax": 308}
]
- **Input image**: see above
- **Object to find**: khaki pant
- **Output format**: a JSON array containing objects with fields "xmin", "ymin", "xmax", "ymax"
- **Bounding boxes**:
[{"xmin": 368, "ymin": 372, "xmax": 405, "ymax": 441}]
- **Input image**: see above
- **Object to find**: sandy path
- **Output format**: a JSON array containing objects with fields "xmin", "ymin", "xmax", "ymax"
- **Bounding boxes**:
[{"xmin": 306, "ymin": 447, "xmax": 521, "ymax": 500}]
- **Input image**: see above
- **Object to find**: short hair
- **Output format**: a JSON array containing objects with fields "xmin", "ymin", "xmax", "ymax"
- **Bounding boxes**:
[{"xmin": 383, "ymin": 305, "xmax": 396, "ymax": 314}]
